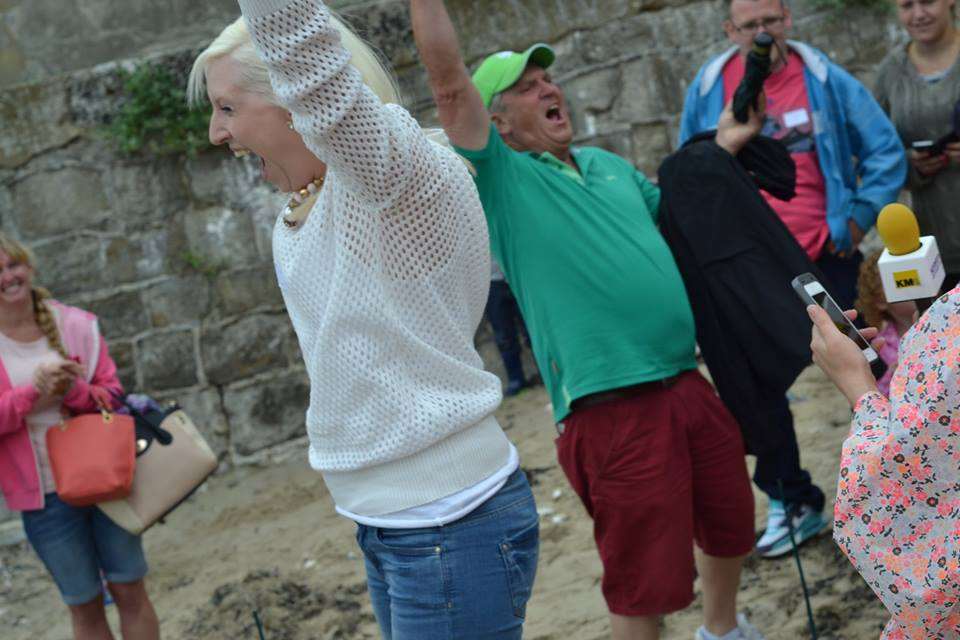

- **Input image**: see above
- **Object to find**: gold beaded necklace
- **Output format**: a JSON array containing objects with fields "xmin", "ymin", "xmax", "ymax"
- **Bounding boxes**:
[{"xmin": 282, "ymin": 177, "xmax": 325, "ymax": 228}]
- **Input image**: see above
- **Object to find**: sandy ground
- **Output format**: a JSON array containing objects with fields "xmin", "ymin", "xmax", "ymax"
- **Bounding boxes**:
[{"xmin": 0, "ymin": 365, "xmax": 891, "ymax": 640}]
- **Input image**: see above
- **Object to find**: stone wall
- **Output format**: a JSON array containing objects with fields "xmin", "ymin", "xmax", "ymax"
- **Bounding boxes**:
[
  {"xmin": 0, "ymin": 0, "xmax": 374, "ymax": 88},
  {"xmin": 0, "ymin": 0, "xmax": 905, "ymax": 525}
]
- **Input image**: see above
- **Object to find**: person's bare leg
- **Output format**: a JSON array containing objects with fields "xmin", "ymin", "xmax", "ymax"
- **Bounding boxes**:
[
  {"xmin": 68, "ymin": 595, "xmax": 115, "ymax": 640},
  {"xmin": 610, "ymin": 613, "xmax": 659, "ymax": 640},
  {"xmin": 695, "ymin": 548, "xmax": 747, "ymax": 636},
  {"xmin": 107, "ymin": 580, "xmax": 160, "ymax": 640}
]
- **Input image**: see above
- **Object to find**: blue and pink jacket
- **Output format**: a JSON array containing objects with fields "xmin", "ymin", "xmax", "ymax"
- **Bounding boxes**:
[
  {"xmin": 679, "ymin": 41, "xmax": 907, "ymax": 253},
  {"xmin": 0, "ymin": 302, "xmax": 122, "ymax": 511}
]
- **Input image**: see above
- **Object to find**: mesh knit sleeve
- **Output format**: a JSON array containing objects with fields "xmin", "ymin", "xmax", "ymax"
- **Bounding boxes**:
[
  {"xmin": 833, "ymin": 296, "xmax": 960, "ymax": 638},
  {"xmin": 239, "ymin": 0, "xmax": 433, "ymax": 208}
]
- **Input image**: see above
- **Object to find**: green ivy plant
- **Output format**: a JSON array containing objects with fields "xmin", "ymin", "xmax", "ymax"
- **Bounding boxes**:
[
  {"xmin": 809, "ymin": 0, "xmax": 891, "ymax": 13},
  {"xmin": 104, "ymin": 62, "xmax": 211, "ymax": 156}
]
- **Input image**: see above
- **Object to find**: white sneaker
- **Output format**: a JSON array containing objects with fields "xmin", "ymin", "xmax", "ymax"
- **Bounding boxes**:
[
  {"xmin": 756, "ymin": 499, "xmax": 828, "ymax": 559},
  {"xmin": 755, "ymin": 499, "xmax": 786, "ymax": 550},
  {"xmin": 695, "ymin": 613, "xmax": 766, "ymax": 640}
]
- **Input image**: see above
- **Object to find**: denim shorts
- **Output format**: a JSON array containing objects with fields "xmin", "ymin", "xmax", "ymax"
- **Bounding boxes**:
[
  {"xmin": 356, "ymin": 468, "xmax": 540, "ymax": 640},
  {"xmin": 21, "ymin": 493, "xmax": 148, "ymax": 605}
]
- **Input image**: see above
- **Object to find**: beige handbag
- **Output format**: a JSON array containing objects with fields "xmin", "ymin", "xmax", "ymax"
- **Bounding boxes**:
[{"xmin": 98, "ymin": 409, "xmax": 218, "ymax": 535}]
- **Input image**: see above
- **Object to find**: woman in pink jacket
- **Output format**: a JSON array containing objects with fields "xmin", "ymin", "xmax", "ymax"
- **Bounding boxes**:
[{"xmin": 0, "ymin": 233, "xmax": 159, "ymax": 640}]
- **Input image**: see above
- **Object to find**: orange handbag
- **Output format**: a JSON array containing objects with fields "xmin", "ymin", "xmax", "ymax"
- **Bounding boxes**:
[{"xmin": 46, "ymin": 406, "xmax": 136, "ymax": 507}]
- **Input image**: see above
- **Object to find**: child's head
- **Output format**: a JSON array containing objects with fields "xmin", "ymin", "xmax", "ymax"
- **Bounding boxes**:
[{"xmin": 856, "ymin": 249, "xmax": 917, "ymax": 328}]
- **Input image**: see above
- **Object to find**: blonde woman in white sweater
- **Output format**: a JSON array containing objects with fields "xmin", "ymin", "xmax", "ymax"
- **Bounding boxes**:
[{"xmin": 188, "ymin": 1, "xmax": 538, "ymax": 637}]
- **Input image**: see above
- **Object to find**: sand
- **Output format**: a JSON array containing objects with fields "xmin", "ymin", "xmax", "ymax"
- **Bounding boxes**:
[{"xmin": 0, "ymin": 365, "xmax": 890, "ymax": 639}]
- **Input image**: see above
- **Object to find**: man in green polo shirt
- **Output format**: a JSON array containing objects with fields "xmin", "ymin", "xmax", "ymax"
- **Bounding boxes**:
[{"xmin": 412, "ymin": 3, "xmax": 767, "ymax": 639}]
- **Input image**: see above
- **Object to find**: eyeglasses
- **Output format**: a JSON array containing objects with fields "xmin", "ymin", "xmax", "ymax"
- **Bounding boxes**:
[{"xmin": 730, "ymin": 15, "xmax": 786, "ymax": 35}]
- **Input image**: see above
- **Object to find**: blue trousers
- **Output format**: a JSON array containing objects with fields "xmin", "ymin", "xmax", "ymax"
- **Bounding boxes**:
[{"xmin": 356, "ymin": 469, "xmax": 539, "ymax": 640}]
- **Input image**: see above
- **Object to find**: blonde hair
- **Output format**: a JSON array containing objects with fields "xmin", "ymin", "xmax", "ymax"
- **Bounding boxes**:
[
  {"xmin": 187, "ymin": 14, "xmax": 401, "ymax": 108},
  {"xmin": 856, "ymin": 250, "xmax": 889, "ymax": 330},
  {"xmin": 0, "ymin": 234, "xmax": 68, "ymax": 359}
]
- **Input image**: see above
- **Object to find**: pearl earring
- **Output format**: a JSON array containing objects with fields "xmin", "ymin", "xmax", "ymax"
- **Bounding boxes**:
[{"xmin": 287, "ymin": 121, "xmax": 295, "ymax": 130}]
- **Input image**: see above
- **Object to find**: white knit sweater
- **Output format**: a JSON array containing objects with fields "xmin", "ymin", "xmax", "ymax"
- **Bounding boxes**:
[{"xmin": 238, "ymin": 0, "xmax": 511, "ymax": 516}]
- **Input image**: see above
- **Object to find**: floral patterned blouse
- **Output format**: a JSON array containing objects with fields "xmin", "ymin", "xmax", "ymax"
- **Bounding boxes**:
[{"xmin": 835, "ymin": 289, "xmax": 960, "ymax": 638}]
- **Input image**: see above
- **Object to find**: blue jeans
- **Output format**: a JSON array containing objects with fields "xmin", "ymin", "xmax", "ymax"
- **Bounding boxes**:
[
  {"xmin": 356, "ymin": 469, "xmax": 539, "ymax": 640},
  {"xmin": 22, "ymin": 493, "xmax": 148, "ymax": 605}
]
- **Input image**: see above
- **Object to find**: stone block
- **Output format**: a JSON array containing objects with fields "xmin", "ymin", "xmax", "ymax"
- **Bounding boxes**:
[
  {"xmin": 183, "ymin": 206, "xmax": 260, "ymax": 270},
  {"xmin": 452, "ymin": 0, "xmax": 632, "ymax": 65},
  {"xmin": 143, "ymin": 275, "xmax": 212, "ymax": 328},
  {"xmin": 9, "ymin": 168, "xmax": 111, "ymax": 239},
  {"xmin": 341, "ymin": 1, "xmax": 418, "ymax": 68},
  {"xmin": 108, "ymin": 339, "xmax": 137, "ymax": 391},
  {"xmin": 185, "ymin": 151, "xmax": 262, "ymax": 208},
  {"xmin": 0, "ymin": 0, "xmax": 235, "ymax": 86},
  {"xmin": 31, "ymin": 235, "xmax": 105, "ymax": 297},
  {"xmin": 212, "ymin": 266, "xmax": 283, "ymax": 319},
  {"xmin": 851, "ymin": 15, "xmax": 905, "ymax": 70},
  {"xmin": 156, "ymin": 386, "xmax": 230, "ymax": 459},
  {"xmin": 0, "ymin": 80, "xmax": 81, "ymax": 168},
  {"xmin": 638, "ymin": 0, "xmax": 701, "ymax": 8},
  {"xmin": 565, "ymin": 67, "xmax": 621, "ymax": 115},
  {"xmin": 108, "ymin": 160, "xmax": 189, "ymax": 232},
  {"xmin": 794, "ymin": 15, "xmax": 858, "ymax": 68},
  {"xmin": 250, "ymin": 199, "xmax": 282, "ymax": 262},
  {"xmin": 201, "ymin": 314, "xmax": 298, "ymax": 385},
  {"xmin": 184, "ymin": 153, "xmax": 285, "ymax": 260},
  {"xmin": 631, "ymin": 121, "xmax": 673, "ymax": 178},
  {"xmin": 137, "ymin": 329, "xmax": 199, "ymax": 391},
  {"xmin": 615, "ymin": 55, "xmax": 685, "ymax": 123},
  {"xmin": 106, "ymin": 226, "xmax": 188, "ymax": 287},
  {"xmin": 224, "ymin": 370, "xmax": 310, "ymax": 456},
  {"xmin": 68, "ymin": 62, "xmax": 129, "ymax": 129},
  {"xmin": 0, "ymin": 23, "xmax": 25, "ymax": 87},
  {"xmin": 82, "ymin": 290, "xmax": 150, "ymax": 338}
]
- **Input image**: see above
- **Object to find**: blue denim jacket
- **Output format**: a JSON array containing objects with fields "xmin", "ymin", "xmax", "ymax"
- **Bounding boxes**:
[{"xmin": 679, "ymin": 41, "xmax": 907, "ymax": 253}]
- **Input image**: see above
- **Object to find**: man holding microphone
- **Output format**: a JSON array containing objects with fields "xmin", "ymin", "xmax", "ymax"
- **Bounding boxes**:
[
  {"xmin": 410, "ymin": 2, "xmax": 766, "ymax": 638},
  {"xmin": 680, "ymin": 0, "xmax": 906, "ymax": 559}
]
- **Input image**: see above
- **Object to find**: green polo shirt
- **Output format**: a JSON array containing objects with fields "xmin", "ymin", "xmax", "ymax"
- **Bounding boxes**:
[{"xmin": 456, "ymin": 125, "xmax": 698, "ymax": 422}]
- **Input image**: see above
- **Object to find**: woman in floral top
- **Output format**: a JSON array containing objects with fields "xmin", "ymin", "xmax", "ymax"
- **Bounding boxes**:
[{"xmin": 808, "ymin": 294, "xmax": 960, "ymax": 638}]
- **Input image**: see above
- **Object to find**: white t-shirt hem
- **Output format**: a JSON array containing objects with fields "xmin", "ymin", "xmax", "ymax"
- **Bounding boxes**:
[{"xmin": 337, "ymin": 444, "xmax": 520, "ymax": 529}]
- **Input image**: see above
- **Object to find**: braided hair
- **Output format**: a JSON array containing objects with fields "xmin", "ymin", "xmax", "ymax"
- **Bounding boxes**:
[{"xmin": 0, "ymin": 233, "xmax": 68, "ymax": 358}]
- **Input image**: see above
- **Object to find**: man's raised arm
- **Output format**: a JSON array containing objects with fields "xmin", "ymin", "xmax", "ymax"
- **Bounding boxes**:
[{"xmin": 410, "ymin": 0, "xmax": 490, "ymax": 150}]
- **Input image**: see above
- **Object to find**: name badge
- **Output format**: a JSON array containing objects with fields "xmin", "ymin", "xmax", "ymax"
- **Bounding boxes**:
[{"xmin": 783, "ymin": 108, "xmax": 810, "ymax": 128}]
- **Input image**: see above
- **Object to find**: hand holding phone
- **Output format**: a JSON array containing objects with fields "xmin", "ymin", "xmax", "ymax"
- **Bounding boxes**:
[
  {"xmin": 794, "ymin": 273, "xmax": 884, "ymax": 404},
  {"xmin": 791, "ymin": 273, "xmax": 878, "ymax": 363}
]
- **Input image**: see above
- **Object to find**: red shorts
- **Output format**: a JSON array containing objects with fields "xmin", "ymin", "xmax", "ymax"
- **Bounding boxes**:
[{"xmin": 556, "ymin": 370, "xmax": 755, "ymax": 617}]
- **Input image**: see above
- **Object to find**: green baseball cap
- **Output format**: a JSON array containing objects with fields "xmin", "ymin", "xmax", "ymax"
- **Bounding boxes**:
[{"xmin": 472, "ymin": 44, "xmax": 556, "ymax": 108}]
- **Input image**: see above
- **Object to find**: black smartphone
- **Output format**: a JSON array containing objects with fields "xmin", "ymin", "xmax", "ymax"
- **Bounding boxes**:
[
  {"xmin": 913, "ymin": 134, "xmax": 958, "ymax": 156},
  {"xmin": 791, "ymin": 273, "xmax": 878, "ymax": 363}
]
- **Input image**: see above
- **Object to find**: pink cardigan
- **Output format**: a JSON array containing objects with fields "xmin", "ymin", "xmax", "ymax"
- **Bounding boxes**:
[{"xmin": 0, "ymin": 302, "xmax": 123, "ymax": 511}]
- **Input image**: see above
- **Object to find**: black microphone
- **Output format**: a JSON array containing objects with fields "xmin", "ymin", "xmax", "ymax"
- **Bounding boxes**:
[{"xmin": 733, "ymin": 33, "xmax": 774, "ymax": 124}]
